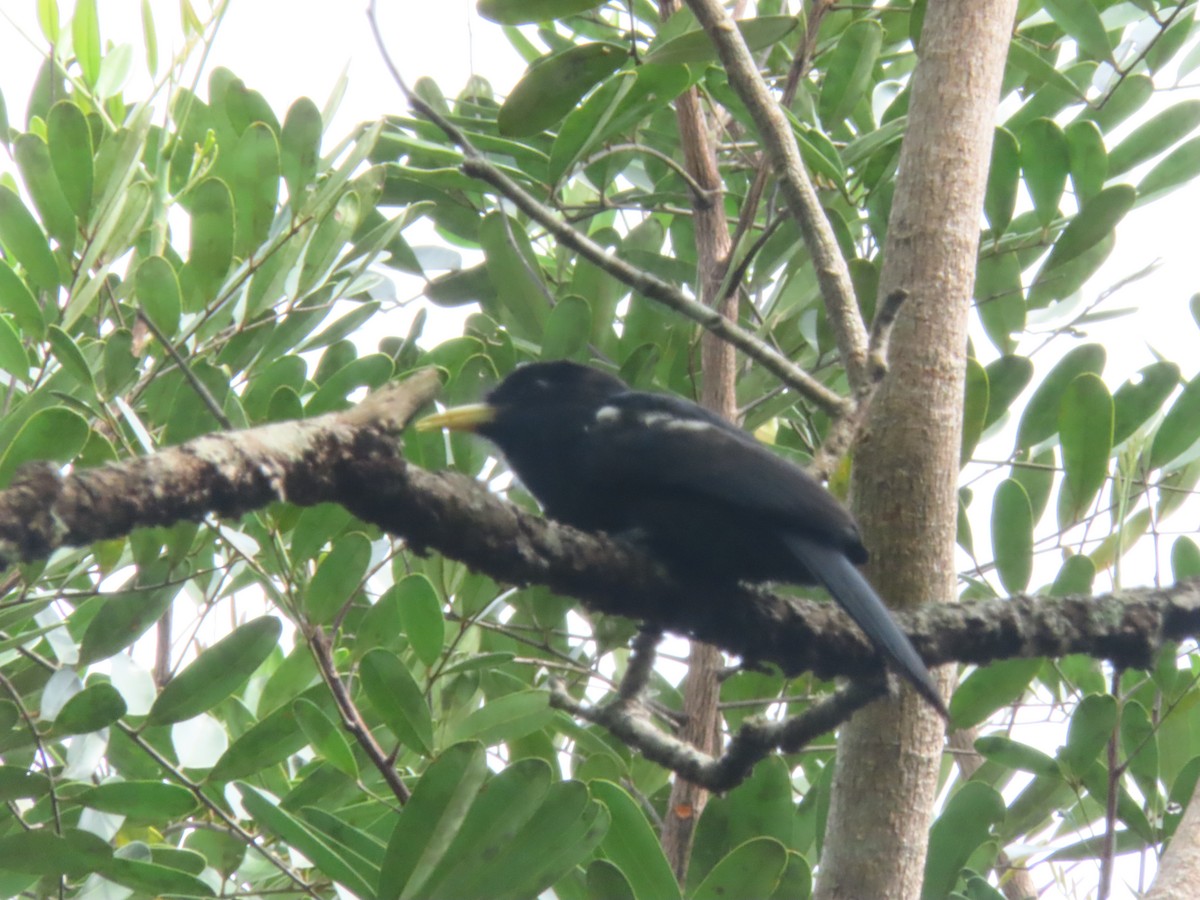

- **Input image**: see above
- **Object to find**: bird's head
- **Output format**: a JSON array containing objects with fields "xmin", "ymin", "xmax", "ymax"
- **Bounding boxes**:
[{"xmin": 416, "ymin": 360, "xmax": 628, "ymax": 439}]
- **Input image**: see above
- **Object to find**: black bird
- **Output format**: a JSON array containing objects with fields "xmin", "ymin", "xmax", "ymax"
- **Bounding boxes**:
[{"xmin": 417, "ymin": 360, "xmax": 946, "ymax": 716}]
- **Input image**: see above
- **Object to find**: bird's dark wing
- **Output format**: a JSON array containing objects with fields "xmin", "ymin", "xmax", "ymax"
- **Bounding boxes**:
[
  {"xmin": 783, "ymin": 535, "xmax": 947, "ymax": 716},
  {"xmin": 584, "ymin": 391, "xmax": 863, "ymax": 553}
]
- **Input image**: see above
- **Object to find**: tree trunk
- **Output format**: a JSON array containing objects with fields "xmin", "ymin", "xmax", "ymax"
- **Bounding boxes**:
[{"xmin": 815, "ymin": 1, "xmax": 1019, "ymax": 897}]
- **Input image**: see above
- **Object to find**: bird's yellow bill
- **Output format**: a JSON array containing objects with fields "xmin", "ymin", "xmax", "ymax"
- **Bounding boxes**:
[{"xmin": 415, "ymin": 403, "xmax": 497, "ymax": 432}]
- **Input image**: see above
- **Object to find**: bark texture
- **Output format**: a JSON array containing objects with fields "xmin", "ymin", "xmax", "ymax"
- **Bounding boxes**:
[{"xmin": 815, "ymin": 1, "xmax": 1021, "ymax": 897}]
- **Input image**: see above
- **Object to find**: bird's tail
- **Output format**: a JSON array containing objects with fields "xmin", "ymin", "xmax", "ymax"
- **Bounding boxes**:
[{"xmin": 785, "ymin": 536, "xmax": 948, "ymax": 718}]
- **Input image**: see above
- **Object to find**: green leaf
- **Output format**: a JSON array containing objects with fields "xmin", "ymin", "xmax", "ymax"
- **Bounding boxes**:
[
  {"xmin": 992, "ymin": 479, "xmax": 1033, "ymax": 594},
  {"xmin": 0, "ymin": 405, "xmax": 89, "ymax": 488},
  {"xmin": 950, "ymin": 658, "xmax": 1042, "ymax": 730},
  {"xmin": 1020, "ymin": 118, "xmax": 1069, "ymax": 227},
  {"xmin": 79, "ymin": 781, "xmax": 196, "ymax": 818},
  {"xmin": 983, "ymin": 355, "xmax": 1033, "ymax": 430},
  {"xmin": 0, "ymin": 828, "xmax": 112, "ymax": 877},
  {"xmin": 299, "ymin": 190, "xmax": 359, "ymax": 296},
  {"xmin": 360, "ymin": 648, "xmax": 434, "ymax": 756},
  {"xmin": 0, "ymin": 317, "xmax": 29, "ymax": 383},
  {"xmin": 37, "ymin": 0, "xmax": 59, "ymax": 42},
  {"xmin": 1138, "ymin": 136, "xmax": 1200, "ymax": 204},
  {"xmin": 1058, "ymin": 373, "xmax": 1112, "ymax": 528},
  {"xmin": 1061, "ymin": 693, "xmax": 1117, "ymax": 777},
  {"xmin": 47, "ymin": 323, "xmax": 97, "ymax": 394},
  {"xmin": 1108, "ymin": 100, "xmax": 1200, "ymax": 177},
  {"xmin": 134, "ymin": 255, "xmax": 182, "ymax": 337},
  {"xmin": 72, "ymin": 0, "xmax": 102, "ymax": 86},
  {"xmin": 645, "ymin": 16, "xmax": 800, "ymax": 66},
  {"xmin": 418, "ymin": 757, "xmax": 552, "ymax": 897},
  {"xmin": 1027, "ymin": 231, "xmax": 1114, "ymax": 310},
  {"xmin": 449, "ymin": 690, "xmax": 551, "ymax": 747},
  {"xmin": 962, "ymin": 357, "xmax": 988, "ymax": 464},
  {"xmin": 922, "ymin": 782, "xmax": 1006, "ymax": 900},
  {"xmin": 975, "ymin": 735, "xmax": 1061, "ymax": 776},
  {"xmin": 692, "ymin": 838, "xmax": 788, "ymax": 900},
  {"xmin": 294, "ymin": 697, "xmax": 359, "ymax": 778},
  {"xmin": 54, "ymin": 682, "xmax": 126, "ymax": 734},
  {"xmin": 1050, "ymin": 554, "xmax": 1096, "ymax": 596},
  {"xmin": 1044, "ymin": 0, "xmax": 1112, "ymax": 62},
  {"xmin": 148, "ymin": 616, "xmax": 282, "ymax": 725},
  {"xmin": 0, "ymin": 185, "xmax": 60, "ymax": 293},
  {"xmin": 1112, "ymin": 361, "xmax": 1179, "ymax": 446},
  {"xmin": 14, "ymin": 132, "xmax": 76, "ymax": 250},
  {"xmin": 592, "ymin": 780, "xmax": 682, "ymax": 900},
  {"xmin": 229, "ymin": 121, "xmax": 281, "ymax": 257},
  {"xmin": 984, "ymin": 127, "xmax": 1020, "ymax": 237},
  {"xmin": 819, "ymin": 19, "xmax": 883, "ymax": 126},
  {"xmin": 97, "ymin": 856, "xmax": 215, "ymax": 898},
  {"xmin": 1016, "ymin": 343, "xmax": 1105, "ymax": 450},
  {"xmin": 78, "ymin": 564, "xmax": 177, "ymax": 666},
  {"xmin": 1007, "ymin": 38, "xmax": 1084, "ymax": 97},
  {"xmin": 1064, "ymin": 119, "xmax": 1106, "ymax": 203},
  {"xmin": 393, "ymin": 574, "xmax": 444, "ymax": 668},
  {"xmin": 1038, "ymin": 185, "xmax": 1135, "ymax": 275},
  {"xmin": 478, "ymin": 0, "xmax": 603, "ymax": 25},
  {"xmin": 185, "ymin": 177, "xmax": 234, "ymax": 303},
  {"xmin": 1150, "ymin": 373, "xmax": 1200, "ymax": 471},
  {"xmin": 378, "ymin": 742, "xmax": 488, "ymax": 900},
  {"xmin": 47, "ymin": 100, "xmax": 95, "ymax": 222},
  {"xmin": 141, "ymin": 0, "xmax": 157, "ymax": 74},
  {"xmin": 0, "ymin": 259, "xmax": 45, "ymax": 338},
  {"xmin": 499, "ymin": 43, "xmax": 629, "ymax": 137},
  {"xmin": 304, "ymin": 532, "xmax": 371, "ymax": 623},
  {"xmin": 238, "ymin": 783, "xmax": 376, "ymax": 899},
  {"xmin": 1172, "ymin": 536, "xmax": 1200, "ymax": 581},
  {"xmin": 281, "ymin": 97, "xmax": 322, "ymax": 205},
  {"xmin": 975, "ymin": 251, "xmax": 1024, "ymax": 353},
  {"xmin": 541, "ymin": 295, "xmax": 591, "ymax": 361},
  {"xmin": 479, "ymin": 211, "xmax": 549, "ymax": 339},
  {"xmin": 209, "ymin": 690, "xmax": 321, "ymax": 782}
]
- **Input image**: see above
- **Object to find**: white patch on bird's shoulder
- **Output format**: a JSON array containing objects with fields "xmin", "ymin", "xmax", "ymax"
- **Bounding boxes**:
[
  {"xmin": 595, "ymin": 405, "xmax": 622, "ymax": 423},
  {"xmin": 638, "ymin": 411, "xmax": 713, "ymax": 433}
]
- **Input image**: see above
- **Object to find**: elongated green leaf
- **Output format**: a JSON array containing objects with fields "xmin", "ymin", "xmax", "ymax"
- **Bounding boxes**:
[
  {"xmin": 73, "ymin": 0, "xmax": 101, "ymax": 86},
  {"xmin": 1058, "ymin": 373, "xmax": 1112, "ymax": 528},
  {"xmin": 14, "ymin": 132, "xmax": 75, "ymax": 250},
  {"xmin": 184, "ymin": 177, "xmax": 234, "ymax": 304},
  {"xmin": 950, "ymin": 658, "xmax": 1042, "ymax": 730},
  {"xmin": 281, "ymin": 97, "xmax": 322, "ymax": 205},
  {"xmin": 1016, "ymin": 343, "xmax": 1105, "ymax": 449},
  {"xmin": 923, "ymin": 782, "xmax": 1006, "ymax": 900},
  {"xmin": 97, "ymin": 856, "xmax": 215, "ymax": 898},
  {"xmin": 378, "ymin": 742, "xmax": 488, "ymax": 900},
  {"xmin": 1108, "ymin": 100, "xmax": 1200, "ymax": 177},
  {"xmin": 299, "ymin": 190, "xmax": 358, "ymax": 296},
  {"xmin": 1150, "ymin": 373, "xmax": 1200, "ymax": 471},
  {"xmin": 1007, "ymin": 38, "xmax": 1084, "ymax": 96},
  {"xmin": 985, "ymin": 127, "xmax": 1020, "ymax": 236},
  {"xmin": 0, "ymin": 316, "xmax": 29, "ymax": 383},
  {"xmin": 962, "ymin": 358, "xmax": 988, "ymax": 464},
  {"xmin": 78, "ymin": 564, "xmax": 177, "ymax": 666},
  {"xmin": 499, "ymin": 43, "xmax": 628, "ymax": 137},
  {"xmin": 0, "ymin": 185, "xmax": 60, "ymax": 293},
  {"xmin": 0, "ymin": 828, "xmax": 112, "ymax": 877},
  {"xmin": 54, "ymin": 682, "xmax": 126, "ymax": 734},
  {"xmin": 1040, "ymin": 184, "xmax": 1134, "ymax": 275},
  {"xmin": 645, "ymin": 16, "xmax": 800, "ymax": 66},
  {"xmin": 992, "ymin": 479, "xmax": 1033, "ymax": 594},
  {"xmin": 148, "ymin": 616, "xmax": 281, "ymax": 725},
  {"xmin": 47, "ymin": 323, "xmax": 97, "ymax": 394},
  {"xmin": 0, "ymin": 259, "xmax": 45, "ymax": 337},
  {"xmin": 592, "ymin": 780, "xmax": 681, "ymax": 900},
  {"xmin": 983, "ymin": 355, "xmax": 1033, "ymax": 430},
  {"xmin": 238, "ymin": 783, "xmax": 375, "ymax": 899},
  {"xmin": 305, "ymin": 532, "xmax": 372, "ymax": 623},
  {"xmin": 419, "ymin": 758, "xmax": 553, "ymax": 898},
  {"xmin": 294, "ymin": 698, "xmax": 359, "ymax": 778},
  {"xmin": 37, "ymin": 0, "xmax": 59, "ymax": 42},
  {"xmin": 819, "ymin": 19, "xmax": 883, "ymax": 126},
  {"xmin": 692, "ymin": 838, "xmax": 787, "ymax": 900},
  {"xmin": 975, "ymin": 251, "xmax": 1024, "ymax": 353},
  {"xmin": 1044, "ymin": 0, "xmax": 1112, "ymax": 62},
  {"xmin": 1061, "ymin": 694, "xmax": 1117, "ymax": 777},
  {"xmin": 393, "ymin": 574, "xmax": 444, "ymax": 668},
  {"xmin": 1020, "ymin": 118, "xmax": 1069, "ymax": 227},
  {"xmin": 1065, "ymin": 119, "xmax": 1106, "ymax": 203},
  {"xmin": 478, "ymin": 0, "xmax": 602, "ymax": 25},
  {"xmin": 229, "ymin": 121, "xmax": 281, "ymax": 257},
  {"xmin": 1138, "ymin": 136, "xmax": 1200, "ymax": 203},
  {"xmin": 479, "ymin": 211, "xmax": 549, "ymax": 338},
  {"xmin": 134, "ymin": 255, "xmax": 182, "ymax": 337},
  {"xmin": 1112, "ymin": 361, "xmax": 1179, "ymax": 446},
  {"xmin": 449, "ymin": 690, "xmax": 551, "ymax": 747},
  {"xmin": 360, "ymin": 648, "xmax": 434, "ymax": 755},
  {"xmin": 541, "ymin": 295, "xmax": 591, "ymax": 361},
  {"xmin": 0, "ymin": 405, "xmax": 89, "ymax": 487},
  {"xmin": 1083, "ymin": 73, "xmax": 1152, "ymax": 133},
  {"xmin": 47, "ymin": 100, "xmax": 94, "ymax": 222},
  {"xmin": 79, "ymin": 781, "xmax": 196, "ymax": 818}
]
